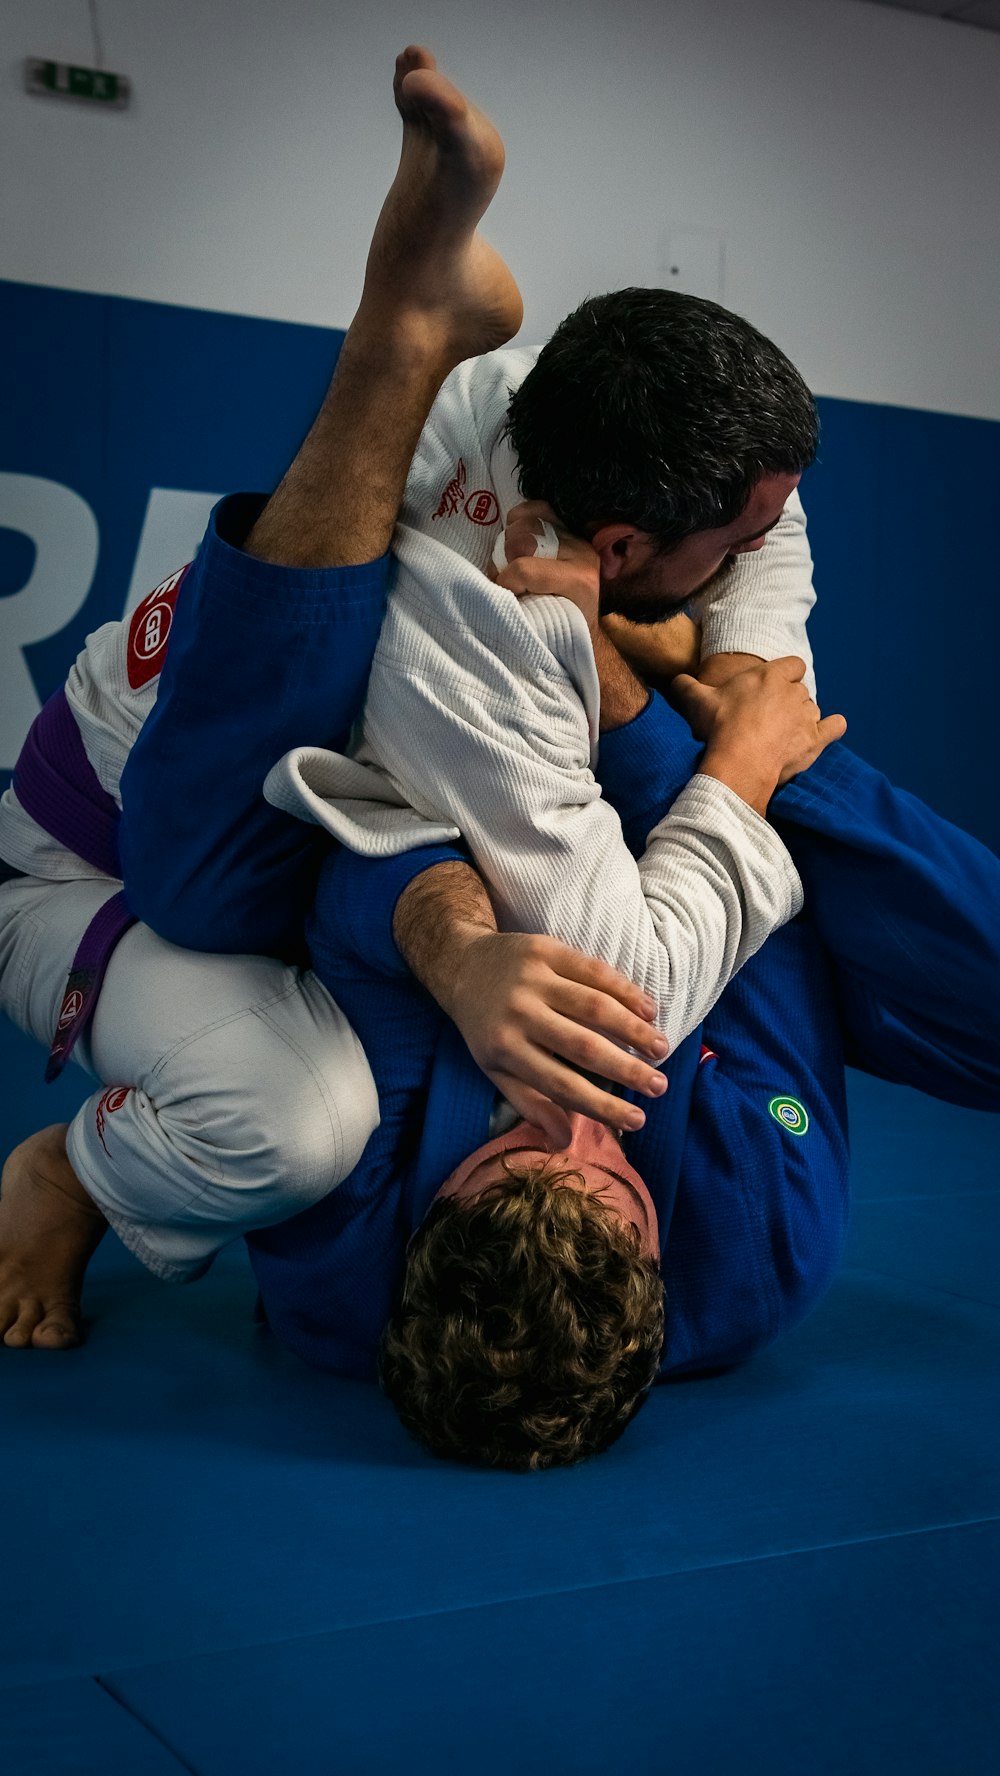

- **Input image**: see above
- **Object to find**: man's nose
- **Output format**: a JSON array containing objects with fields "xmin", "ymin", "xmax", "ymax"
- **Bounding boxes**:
[{"xmin": 556, "ymin": 1111, "xmax": 605, "ymax": 1155}]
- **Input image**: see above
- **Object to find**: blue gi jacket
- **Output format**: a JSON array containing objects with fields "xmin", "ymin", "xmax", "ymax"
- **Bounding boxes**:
[{"xmin": 240, "ymin": 815, "xmax": 851, "ymax": 1383}]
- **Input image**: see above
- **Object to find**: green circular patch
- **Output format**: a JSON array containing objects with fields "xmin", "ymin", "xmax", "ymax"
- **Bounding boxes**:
[{"xmin": 768, "ymin": 1095, "xmax": 809, "ymax": 1137}]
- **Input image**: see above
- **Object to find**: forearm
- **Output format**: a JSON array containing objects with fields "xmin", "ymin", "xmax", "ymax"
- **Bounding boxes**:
[
  {"xmin": 591, "ymin": 625, "xmax": 650, "ymax": 731},
  {"xmin": 392, "ymin": 859, "xmax": 497, "ymax": 1014},
  {"xmin": 598, "ymin": 612, "xmax": 702, "ymax": 700},
  {"xmin": 696, "ymin": 746, "xmax": 779, "ymax": 821}
]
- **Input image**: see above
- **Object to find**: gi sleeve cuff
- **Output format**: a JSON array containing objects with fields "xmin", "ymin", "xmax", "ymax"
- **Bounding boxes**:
[{"xmin": 311, "ymin": 842, "xmax": 470, "ymax": 979}]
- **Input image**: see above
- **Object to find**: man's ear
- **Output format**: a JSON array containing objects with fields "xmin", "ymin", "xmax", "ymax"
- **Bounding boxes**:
[{"xmin": 588, "ymin": 523, "xmax": 654, "ymax": 581}]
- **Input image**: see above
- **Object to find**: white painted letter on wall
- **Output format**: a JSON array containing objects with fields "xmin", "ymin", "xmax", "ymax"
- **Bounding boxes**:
[{"xmin": 0, "ymin": 474, "xmax": 99, "ymax": 767}]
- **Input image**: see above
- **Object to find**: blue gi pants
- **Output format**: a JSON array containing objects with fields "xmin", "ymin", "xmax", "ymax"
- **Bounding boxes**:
[{"xmin": 119, "ymin": 494, "xmax": 391, "ymax": 962}]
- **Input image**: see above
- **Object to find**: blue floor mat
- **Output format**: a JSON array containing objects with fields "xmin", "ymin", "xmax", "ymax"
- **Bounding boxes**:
[
  {"xmin": 0, "ymin": 1677, "xmax": 185, "ymax": 1776},
  {"xmin": 104, "ymin": 1518, "xmax": 1000, "ymax": 1776},
  {"xmin": 2, "ymin": 1019, "xmax": 998, "ymax": 1773}
]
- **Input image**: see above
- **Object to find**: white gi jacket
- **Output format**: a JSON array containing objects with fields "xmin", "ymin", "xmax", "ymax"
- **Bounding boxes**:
[{"xmin": 265, "ymin": 347, "xmax": 815, "ymax": 1053}]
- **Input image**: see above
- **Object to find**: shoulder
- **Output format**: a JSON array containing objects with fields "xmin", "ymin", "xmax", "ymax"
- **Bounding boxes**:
[
  {"xmin": 406, "ymin": 345, "xmax": 541, "ymax": 483},
  {"xmin": 399, "ymin": 344, "xmax": 542, "ymax": 558},
  {"xmin": 440, "ymin": 343, "xmax": 541, "ymax": 429}
]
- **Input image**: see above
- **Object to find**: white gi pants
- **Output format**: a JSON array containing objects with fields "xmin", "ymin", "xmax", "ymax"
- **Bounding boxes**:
[{"xmin": 0, "ymin": 873, "xmax": 379, "ymax": 1281}]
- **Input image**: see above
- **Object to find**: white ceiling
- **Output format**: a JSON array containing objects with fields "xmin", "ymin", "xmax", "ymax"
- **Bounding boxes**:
[{"xmin": 858, "ymin": 0, "xmax": 1000, "ymax": 33}]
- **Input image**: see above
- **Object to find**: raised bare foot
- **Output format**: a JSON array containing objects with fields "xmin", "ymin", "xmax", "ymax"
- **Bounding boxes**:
[
  {"xmin": 0, "ymin": 1124, "xmax": 107, "ymax": 1349},
  {"xmin": 361, "ymin": 45, "xmax": 523, "ymax": 362}
]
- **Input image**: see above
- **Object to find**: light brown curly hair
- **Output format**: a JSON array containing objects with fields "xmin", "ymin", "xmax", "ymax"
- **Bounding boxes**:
[{"xmin": 379, "ymin": 1158, "xmax": 665, "ymax": 1471}]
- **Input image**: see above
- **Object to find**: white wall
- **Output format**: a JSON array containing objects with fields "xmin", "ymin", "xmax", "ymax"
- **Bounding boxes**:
[{"xmin": 2, "ymin": 0, "xmax": 999, "ymax": 418}]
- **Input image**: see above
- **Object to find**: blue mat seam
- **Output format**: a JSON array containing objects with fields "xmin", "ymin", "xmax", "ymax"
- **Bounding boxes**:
[
  {"xmin": 94, "ymin": 1675, "xmax": 200, "ymax": 1776},
  {"xmin": 858, "ymin": 1187, "xmax": 1000, "ymax": 1203},
  {"xmin": 91, "ymin": 1511, "xmax": 1000, "ymax": 1681},
  {"xmin": 841, "ymin": 1261, "xmax": 1000, "ymax": 1316}
]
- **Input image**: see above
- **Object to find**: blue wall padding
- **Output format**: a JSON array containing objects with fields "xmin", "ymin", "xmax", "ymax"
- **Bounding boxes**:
[
  {"xmin": 2, "ymin": 277, "xmax": 999, "ymax": 853},
  {"xmin": 805, "ymin": 398, "xmax": 1000, "ymax": 855},
  {"xmin": 1, "ymin": 278, "xmax": 343, "ymax": 713}
]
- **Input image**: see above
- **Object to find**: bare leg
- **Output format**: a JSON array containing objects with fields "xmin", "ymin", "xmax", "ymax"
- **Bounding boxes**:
[
  {"xmin": 0, "ymin": 1126, "xmax": 107, "ymax": 1349},
  {"xmin": 245, "ymin": 46, "xmax": 522, "ymax": 568}
]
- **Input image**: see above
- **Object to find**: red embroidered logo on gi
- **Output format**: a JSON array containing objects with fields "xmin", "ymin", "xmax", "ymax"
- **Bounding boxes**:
[
  {"xmin": 699, "ymin": 1045, "xmax": 718, "ymax": 1066},
  {"xmin": 126, "ymin": 565, "xmax": 189, "ymax": 690},
  {"xmin": 464, "ymin": 489, "xmax": 500, "ymax": 526},
  {"xmin": 96, "ymin": 1086, "xmax": 129, "ymax": 1157},
  {"xmin": 137, "ymin": 601, "xmax": 170, "ymax": 657},
  {"xmin": 57, "ymin": 988, "xmax": 84, "ymax": 1031},
  {"xmin": 432, "ymin": 459, "xmax": 467, "ymax": 520}
]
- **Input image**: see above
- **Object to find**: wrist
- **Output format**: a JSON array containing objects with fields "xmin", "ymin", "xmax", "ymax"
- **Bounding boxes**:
[
  {"xmin": 698, "ymin": 744, "xmax": 779, "ymax": 819},
  {"xmin": 434, "ymin": 922, "xmax": 495, "ymax": 1021},
  {"xmin": 698, "ymin": 651, "xmax": 765, "ymax": 688}
]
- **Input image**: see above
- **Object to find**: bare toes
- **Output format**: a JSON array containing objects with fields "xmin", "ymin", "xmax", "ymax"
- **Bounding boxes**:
[
  {"xmin": 394, "ymin": 45, "xmax": 436, "ymax": 107},
  {"xmin": 397, "ymin": 66, "xmax": 468, "ymax": 131},
  {"xmin": 4, "ymin": 1304, "xmax": 42, "ymax": 1348},
  {"xmin": 33, "ymin": 1310, "xmax": 82, "ymax": 1350}
]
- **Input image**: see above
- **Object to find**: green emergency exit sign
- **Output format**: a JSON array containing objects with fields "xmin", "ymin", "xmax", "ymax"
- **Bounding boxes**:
[{"xmin": 24, "ymin": 59, "xmax": 130, "ymax": 109}]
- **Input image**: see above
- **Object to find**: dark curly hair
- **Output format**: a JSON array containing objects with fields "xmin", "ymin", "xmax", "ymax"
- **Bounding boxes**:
[
  {"xmin": 504, "ymin": 287, "xmax": 818, "ymax": 548},
  {"xmin": 379, "ymin": 1159, "xmax": 665, "ymax": 1471}
]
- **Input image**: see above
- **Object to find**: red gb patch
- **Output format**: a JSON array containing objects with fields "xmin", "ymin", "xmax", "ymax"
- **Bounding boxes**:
[
  {"xmin": 464, "ymin": 489, "xmax": 500, "ymax": 526},
  {"xmin": 126, "ymin": 565, "xmax": 189, "ymax": 689}
]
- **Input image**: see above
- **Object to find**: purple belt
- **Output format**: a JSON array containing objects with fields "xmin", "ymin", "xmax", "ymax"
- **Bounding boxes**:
[{"xmin": 12, "ymin": 689, "xmax": 137, "ymax": 1079}]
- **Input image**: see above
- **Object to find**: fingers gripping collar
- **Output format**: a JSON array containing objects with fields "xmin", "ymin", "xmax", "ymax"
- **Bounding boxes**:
[{"xmin": 492, "ymin": 518, "xmax": 560, "ymax": 575}]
